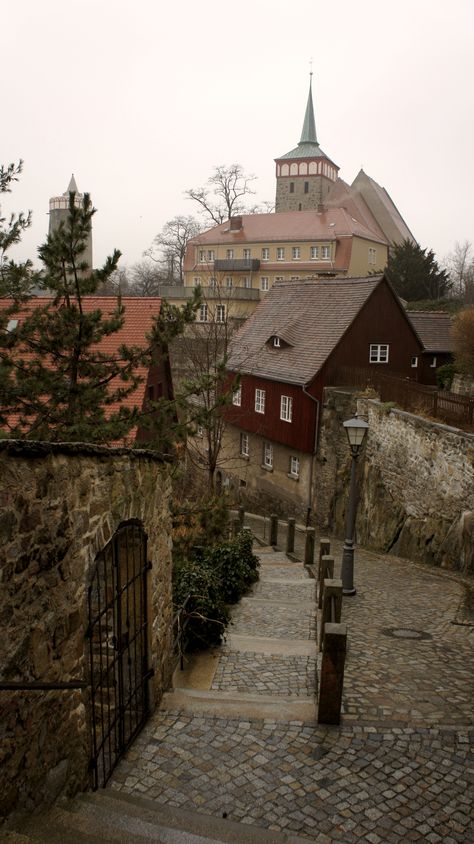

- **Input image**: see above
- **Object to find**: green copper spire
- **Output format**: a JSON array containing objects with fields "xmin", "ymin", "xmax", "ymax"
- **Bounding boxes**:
[{"xmin": 299, "ymin": 74, "xmax": 317, "ymax": 145}]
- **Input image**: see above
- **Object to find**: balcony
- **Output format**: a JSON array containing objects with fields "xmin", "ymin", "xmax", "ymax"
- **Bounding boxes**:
[{"xmin": 213, "ymin": 259, "xmax": 260, "ymax": 272}]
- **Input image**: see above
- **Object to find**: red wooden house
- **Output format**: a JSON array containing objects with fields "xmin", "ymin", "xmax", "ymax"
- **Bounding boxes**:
[{"xmin": 222, "ymin": 275, "xmax": 423, "ymax": 517}]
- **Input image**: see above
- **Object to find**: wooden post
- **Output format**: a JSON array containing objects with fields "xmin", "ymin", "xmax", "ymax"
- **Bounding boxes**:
[
  {"xmin": 270, "ymin": 514, "xmax": 278, "ymax": 547},
  {"xmin": 317, "ymin": 622, "xmax": 347, "ymax": 725},
  {"xmin": 319, "ymin": 578, "xmax": 342, "ymax": 651},
  {"xmin": 317, "ymin": 539, "xmax": 331, "ymax": 591},
  {"xmin": 318, "ymin": 554, "xmax": 334, "ymax": 609},
  {"xmin": 304, "ymin": 527, "xmax": 315, "ymax": 566},
  {"xmin": 286, "ymin": 518, "xmax": 295, "ymax": 554},
  {"xmin": 238, "ymin": 506, "xmax": 245, "ymax": 529}
]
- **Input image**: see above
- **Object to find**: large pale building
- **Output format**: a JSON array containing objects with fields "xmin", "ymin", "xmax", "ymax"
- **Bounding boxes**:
[{"xmin": 182, "ymin": 76, "xmax": 414, "ymax": 311}]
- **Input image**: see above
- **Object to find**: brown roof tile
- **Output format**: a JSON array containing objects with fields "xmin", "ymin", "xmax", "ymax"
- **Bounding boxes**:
[
  {"xmin": 406, "ymin": 311, "xmax": 454, "ymax": 353},
  {"xmin": 227, "ymin": 276, "xmax": 384, "ymax": 385}
]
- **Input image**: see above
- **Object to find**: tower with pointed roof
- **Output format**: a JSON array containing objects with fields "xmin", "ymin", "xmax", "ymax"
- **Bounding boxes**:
[
  {"xmin": 275, "ymin": 76, "xmax": 339, "ymax": 213},
  {"xmin": 48, "ymin": 175, "xmax": 93, "ymax": 269}
]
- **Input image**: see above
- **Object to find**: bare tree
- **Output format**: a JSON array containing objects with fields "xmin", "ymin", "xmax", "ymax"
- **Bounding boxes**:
[
  {"xmin": 129, "ymin": 260, "xmax": 163, "ymax": 295},
  {"xmin": 186, "ymin": 164, "xmax": 257, "ymax": 226},
  {"xmin": 146, "ymin": 216, "xmax": 201, "ymax": 284},
  {"xmin": 452, "ymin": 306, "xmax": 474, "ymax": 375},
  {"xmin": 445, "ymin": 241, "xmax": 474, "ymax": 304}
]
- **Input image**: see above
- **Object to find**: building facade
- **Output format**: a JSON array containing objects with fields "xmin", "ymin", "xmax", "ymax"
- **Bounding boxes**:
[{"xmin": 49, "ymin": 175, "xmax": 93, "ymax": 270}]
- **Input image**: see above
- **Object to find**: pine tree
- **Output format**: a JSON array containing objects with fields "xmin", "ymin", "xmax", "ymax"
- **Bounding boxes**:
[
  {"xmin": 4, "ymin": 192, "xmax": 151, "ymax": 443},
  {"xmin": 386, "ymin": 239, "xmax": 451, "ymax": 301}
]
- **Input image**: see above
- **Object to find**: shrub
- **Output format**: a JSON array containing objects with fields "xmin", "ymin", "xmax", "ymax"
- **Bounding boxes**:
[
  {"xmin": 203, "ymin": 529, "xmax": 260, "ymax": 604},
  {"xmin": 436, "ymin": 363, "xmax": 455, "ymax": 390}
]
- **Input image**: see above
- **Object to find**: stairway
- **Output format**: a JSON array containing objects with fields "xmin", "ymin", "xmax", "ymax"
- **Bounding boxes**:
[{"xmin": 1, "ymin": 788, "xmax": 310, "ymax": 843}]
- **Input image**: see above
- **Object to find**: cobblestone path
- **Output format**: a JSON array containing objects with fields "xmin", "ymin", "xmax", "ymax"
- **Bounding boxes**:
[{"xmin": 110, "ymin": 540, "xmax": 474, "ymax": 843}]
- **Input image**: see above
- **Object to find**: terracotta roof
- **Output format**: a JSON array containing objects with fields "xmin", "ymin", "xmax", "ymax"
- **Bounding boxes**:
[
  {"xmin": 0, "ymin": 296, "xmax": 162, "ymax": 435},
  {"xmin": 186, "ymin": 209, "xmax": 387, "ymax": 260},
  {"xmin": 227, "ymin": 276, "xmax": 384, "ymax": 385},
  {"xmin": 406, "ymin": 311, "xmax": 454, "ymax": 353}
]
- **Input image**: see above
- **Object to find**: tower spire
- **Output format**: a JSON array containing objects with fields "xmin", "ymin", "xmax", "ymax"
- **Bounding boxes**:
[{"xmin": 299, "ymin": 73, "xmax": 317, "ymax": 145}]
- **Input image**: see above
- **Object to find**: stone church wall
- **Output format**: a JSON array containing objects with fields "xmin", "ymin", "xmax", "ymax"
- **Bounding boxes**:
[
  {"xmin": 0, "ymin": 441, "xmax": 174, "ymax": 819},
  {"xmin": 315, "ymin": 389, "xmax": 474, "ymax": 575}
]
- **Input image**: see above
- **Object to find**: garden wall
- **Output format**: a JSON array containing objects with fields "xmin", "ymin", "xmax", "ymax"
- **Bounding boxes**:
[{"xmin": 0, "ymin": 441, "xmax": 174, "ymax": 818}]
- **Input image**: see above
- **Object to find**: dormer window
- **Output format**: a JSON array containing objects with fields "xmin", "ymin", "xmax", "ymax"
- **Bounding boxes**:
[
  {"xmin": 273, "ymin": 336, "xmax": 281, "ymax": 348},
  {"xmin": 6, "ymin": 319, "xmax": 18, "ymax": 332}
]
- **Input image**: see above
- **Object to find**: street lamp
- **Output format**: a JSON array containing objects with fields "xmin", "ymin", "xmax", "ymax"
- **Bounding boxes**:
[{"xmin": 340, "ymin": 415, "xmax": 369, "ymax": 596}]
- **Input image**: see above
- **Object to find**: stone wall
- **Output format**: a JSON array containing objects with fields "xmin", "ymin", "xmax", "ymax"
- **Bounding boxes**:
[
  {"xmin": 314, "ymin": 389, "xmax": 474, "ymax": 575},
  {"xmin": 0, "ymin": 441, "xmax": 174, "ymax": 819}
]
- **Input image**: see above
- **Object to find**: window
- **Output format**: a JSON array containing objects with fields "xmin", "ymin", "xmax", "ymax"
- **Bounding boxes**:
[
  {"xmin": 368, "ymin": 247, "xmax": 377, "ymax": 265},
  {"xmin": 225, "ymin": 276, "xmax": 233, "ymax": 288},
  {"xmin": 209, "ymin": 277, "xmax": 217, "ymax": 288},
  {"xmin": 261, "ymin": 248, "xmax": 269, "ymax": 261},
  {"xmin": 207, "ymin": 249, "xmax": 214, "ymax": 261},
  {"xmin": 310, "ymin": 246, "xmax": 319, "ymax": 260},
  {"xmin": 273, "ymin": 336, "xmax": 281, "ymax": 348},
  {"xmin": 292, "ymin": 247, "xmax": 300, "ymax": 260},
  {"xmin": 147, "ymin": 385, "xmax": 154, "ymax": 402},
  {"xmin": 226, "ymin": 249, "xmax": 234, "ymax": 259},
  {"xmin": 260, "ymin": 277, "xmax": 269, "ymax": 291},
  {"xmin": 255, "ymin": 388, "xmax": 265, "ymax": 414},
  {"xmin": 411, "ymin": 356, "xmax": 418, "ymax": 368},
  {"xmin": 321, "ymin": 245, "xmax": 330, "ymax": 259},
  {"xmin": 275, "ymin": 276, "xmax": 284, "ymax": 282},
  {"xmin": 243, "ymin": 248, "xmax": 251, "ymax": 259},
  {"xmin": 369, "ymin": 344, "xmax": 389, "ymax": 363},
  {"xmin": 199, "ymin": 303, "xmax": 208, "ymax": 322},
  {"xmin": 430, "ymin": 356, "xmax": 437, "ymax": 368},
  {"xmin": 290, "ymin": 276, "xmax": 300, "ymax": 281},
  {"xmin": 289, "ymin": 182, "xmax": 294, "ymax": 193},
  {"xmin": 289, "ymin": 456, "xmax": 300, "ymax": 478},
  {"xmin": 277, "ymin": 247, "xmax": 285, "ymax": 261},
  {"xmin": 199, "ymin": 250, "xmax": 205, "ymax": 263},
  {"xmin": 240, "ymin": 432, "xmax": 249, "ymax": 457},
  {"xmin": 232, "ymin": 386, "xmax": 241, "ymax": 406},
  {"xmin": 263, "ymin": 442, "xmax": 273, "ymax": 469},
  {"xmin": 304, "ymin": 181, "xmax": 309, "ymax": 194},
  {"xmin": 193, "ymin": 276, "xmax": 201, "ymax": 287},
  {"xmin": 243, "ymin": 276, "xmax": 251, "ymax": 288},
  {"xmin": 216, "ymin": 304, "xmax": 226, "ymax": 323},
  {"xmin": 280, "ymin": 395, "xmax": 293, "ymax": 422},
  {"xmin": 6, "ymin": 319, "xmax": 18, "ymax": 332}
]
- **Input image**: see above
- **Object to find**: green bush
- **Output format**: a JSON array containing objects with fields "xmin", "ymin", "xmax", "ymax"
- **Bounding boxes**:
[
  {"xmin": 173, "ymin": 530, "xmax": 260, "ymax": 650},
  {"xmin": 436, "ymin": 363, "xmax": 455, "ymax": 391}
]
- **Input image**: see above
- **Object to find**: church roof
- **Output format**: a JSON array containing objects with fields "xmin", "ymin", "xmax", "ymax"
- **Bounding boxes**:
[{"xmin": 276, "ymin": 76, "xmax": 338, "ymax": 167}]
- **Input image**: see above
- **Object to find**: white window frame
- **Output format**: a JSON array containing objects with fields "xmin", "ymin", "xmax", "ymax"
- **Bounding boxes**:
[
  {"xmin": 275, "ymin": 276, "xmax": 284, "ymax": 282},
  {"xmin": 369, "ymin": 344, "xmax": 389, "ymax": 363},
  {"xmin": 289, "ymin": 456, "xmax": 300, "ymax": 478},
  {"xmin": 243, "ymin": 276, "xmax": 251, "ymax": 288},
  {"xmin": 216, "ymin": 304, "xmax": 226, "ymax": 323},
  {"xmin": 6, "ymin": 319, "xmax": 19, "ymax": 332},
  {"xmin": 368, "ymin": 247, "xmax": 377, "ymax": 266},
  {"xmin": 255, "ymin": 388, "xmax": 265, "ymax": 414},
  {"xmin": 321, "ymin": 245, "xmax": 330, "ymax": 260},
  {"xmin": 261, "ymin": 248, "xmax": 269, "ymax": 261},
  {"xmin": 277, "ymin": 247, "xmax": 285, "ymax": 261},
  {"xmin": 197, "ymin": 425, "xmax": 204, "ymax": 437},
  {"xmin": 411, "ymin": 356, "xmax": 418, "ymax": 368},
  {"xmin": 199, "ymin": 303, "xmax": 208, "ymax": 322},
  {"xmin": 240, "ymin": 432, "xmax": 249, "ymax": 457},
  {"xmin": 260, "ymin": 277, "xmax": 269, "ymax": 291},
  {"xmin": 209, "ymin": 277, "xmax": 217, "ymax": 288},
  {"xmin": 207, "ymin": 249, "xmax": 215, "ymax": 261},
  {"xmin": 226, "ymin": 249, "xmax": 234, "ymax": 259},
  {"xmin": 273, "ymin": 336, "xmax": 281, "ymax": 348},
  {"xmin": 292, "ymin": 247, "xmax": 301, "ymax": 260},
  {"xmin": 280, "ymin": 395, "xmax": 293, "ymax": 422},
  {"xmin": 232, "ymin": 386, "xmax": 241, "ymax": 406},
  {"xmin": 310, "ymin": 246, "xmax": 319, "ymax": 260},
  {"xmin": 199, "ymin": 250, "xmax": 205, "ymax": 263},
  {"xmin": 225, "ymin": 276, "xmax": 233, "ymax": 288},
  {"xmin": 243, "ymin": 248, "xmax": 251, "ymax": 259},
  {"xmin": 430, "ymin": 356, "xmax": 437, "ymax": 368},
  {"xmin": 263, "ymin": 441, "xmax": 273, "ymax": 469}
]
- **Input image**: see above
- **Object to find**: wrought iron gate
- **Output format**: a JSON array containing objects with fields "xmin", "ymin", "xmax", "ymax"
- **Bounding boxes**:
[{"xmin": 87, "ymin": 520, "xmax": 153, "ymax": 789}]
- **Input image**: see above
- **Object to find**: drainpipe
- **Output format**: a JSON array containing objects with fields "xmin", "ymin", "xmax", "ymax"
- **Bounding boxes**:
[{"xmin": 302, "ymin": 384, "xmax": 320, "ymax": 526}]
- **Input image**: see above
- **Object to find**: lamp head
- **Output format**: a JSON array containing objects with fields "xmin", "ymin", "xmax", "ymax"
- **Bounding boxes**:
[{"xmin": 343, "ymin": 415, "xmax": 369, "ymax": 454}]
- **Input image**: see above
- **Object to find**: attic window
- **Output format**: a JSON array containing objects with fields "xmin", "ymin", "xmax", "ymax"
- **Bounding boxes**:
[
  {"xmin": 6, "ymin": 319, "xmax": 18, "ymax": 332},
  {"xmin": 273, "ymin": 336, "xmax": 281, "ymax": 348}
]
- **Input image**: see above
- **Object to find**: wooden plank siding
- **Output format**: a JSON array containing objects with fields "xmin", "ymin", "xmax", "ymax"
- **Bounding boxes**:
[{"xmin": 225, "ymin": 375, "xmax": 317, "ymax": 453}]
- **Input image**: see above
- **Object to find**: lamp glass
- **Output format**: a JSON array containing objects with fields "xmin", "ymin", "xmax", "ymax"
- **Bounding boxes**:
[{"xmin": 343, "ymin": 417, "xmax": 369, "ymax": 448}]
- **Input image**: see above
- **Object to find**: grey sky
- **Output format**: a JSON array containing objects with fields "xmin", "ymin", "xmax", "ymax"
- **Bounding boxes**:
[{"xmin": 3, "ymin": 0, "xmax": 473, "ymax": 272}]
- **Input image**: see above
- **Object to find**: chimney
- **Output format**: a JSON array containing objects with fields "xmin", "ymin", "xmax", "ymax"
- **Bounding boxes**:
[{"xmin": 229, "ymin": 215, "xmax": 243, "ymax": 232}]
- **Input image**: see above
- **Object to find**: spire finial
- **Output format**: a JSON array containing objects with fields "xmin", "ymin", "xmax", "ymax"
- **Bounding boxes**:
[
  {"xmin": 299, "ymin": 71, "xmax": 318, "ymax": 145},
  {"xmin": 309, "ymin": 56, "xmax": 313, "ymax": 79}
]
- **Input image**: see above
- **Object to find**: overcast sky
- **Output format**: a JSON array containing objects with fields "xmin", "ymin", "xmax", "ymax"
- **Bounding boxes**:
[{"xmin": 3, "ymin": 0, "xmax": 473, "ymax": 272}]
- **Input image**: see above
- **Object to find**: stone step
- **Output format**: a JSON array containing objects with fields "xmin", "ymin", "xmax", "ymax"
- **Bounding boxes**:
[
  {"xmin": 160, "ymin": 687, "xmax": 316, "ymax": 722},
  {"xmin": 4, "ymin": 789, "xmax": 312, "ymax": 844}
]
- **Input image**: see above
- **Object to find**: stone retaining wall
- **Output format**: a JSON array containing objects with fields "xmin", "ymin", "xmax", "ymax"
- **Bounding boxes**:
[
  {"xmin": 315, "ymin": 389, "xmax": 474, "ymax": 575},
  {"xmin": 0, "ymin": 441, "xmax": 174, "ymax": 818}
]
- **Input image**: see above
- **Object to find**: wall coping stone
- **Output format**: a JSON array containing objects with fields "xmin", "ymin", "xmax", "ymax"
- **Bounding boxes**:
[
  {"xmin": 0, "ymin": 439, "xmax": 171, "ymax": 462},
  {"xmin": 364, "ymin": 399, "xmax": 474, "ymax": 442}
]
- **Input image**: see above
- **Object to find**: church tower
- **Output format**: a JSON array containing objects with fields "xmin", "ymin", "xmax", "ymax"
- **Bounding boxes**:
[
  {"xmin": 275, "ymin": 76, "xmax": 339, "ymax": 212},
  {"xmin": 48, "ymin": 175, "xmax": 93, "ymax": 270}
]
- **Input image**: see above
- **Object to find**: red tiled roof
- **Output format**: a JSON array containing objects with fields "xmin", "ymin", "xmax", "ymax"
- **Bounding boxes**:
[
  {"xmin": 227, "ymin": 276, "xmax": 384, "ymax": 385},
  {"xmin": 0, "ymin": 296, "xmax": 162, "ymax": 436},
  {"xmin": 406, "ymin": 311, "xmax": 454, "ymax": 353}
]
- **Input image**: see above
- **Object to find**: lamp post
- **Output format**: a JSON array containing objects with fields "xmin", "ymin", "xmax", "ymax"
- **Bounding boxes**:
[{"xmin": 340, "ymin": 415, "xmax": 369, "ymax": 596}]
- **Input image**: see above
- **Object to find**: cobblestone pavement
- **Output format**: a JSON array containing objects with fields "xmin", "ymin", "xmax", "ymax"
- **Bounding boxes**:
[
  {"xmin": 110, "ymin": 539, "xmax": 474, "ymax": 842},
  {"xmin": 211, "ymin": 649, "xmax": 317, "ymax": 696}
]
